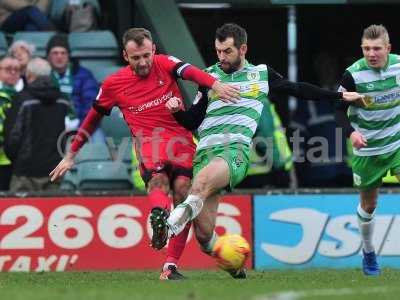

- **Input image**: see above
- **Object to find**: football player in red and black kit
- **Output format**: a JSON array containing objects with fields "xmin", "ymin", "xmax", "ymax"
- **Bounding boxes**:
[{"xmin": 50, "ymin": 28, "xmax": 239, "ymax": 280}]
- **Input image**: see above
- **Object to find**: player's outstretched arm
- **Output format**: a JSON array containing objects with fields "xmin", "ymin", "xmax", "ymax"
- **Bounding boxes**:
[
  {"xmin": 342, "ymin": 92, "xmax": 365, "ymax": 103},
  {"xmin": 268, "ymin": 66, "xmax": 364, "ymax": 102},
  {"xmin": 49, "ymin": 151, "xmax": 76, "ymax": 182},
  {"xmin": 49, "ymin": 108, "xmax": 104, "ymax": 181}
]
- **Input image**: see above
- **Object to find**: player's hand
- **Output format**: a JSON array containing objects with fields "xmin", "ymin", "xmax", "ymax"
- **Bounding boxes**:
[
  {"xmin": 49, "ymin": 152, "xmax": 76, "ymax": 182},
  {"xmin": 342, "ymin": 92, "xmax": 365, "ymax": 103},
  {"xmin": 165, "ymin": 97, "xmax": 183, "ymax": 113},
  {"xmin": 212, "ymin": 81, "xmax": 240, "ymax": 103},
  {"xmin": 350, "ymin": 131, "xmax": 367, "ymax": 149}
]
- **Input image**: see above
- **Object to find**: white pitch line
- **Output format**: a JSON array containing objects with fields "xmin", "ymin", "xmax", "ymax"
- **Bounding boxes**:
[{"xmin": 254, "ymin": 286, "xmax": 396, "ymax": 300}]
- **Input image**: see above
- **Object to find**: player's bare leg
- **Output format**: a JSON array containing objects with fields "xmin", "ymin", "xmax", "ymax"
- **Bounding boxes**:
[
  {"xmin": 358, "ymin": 188, "xmax": 380, "ymax": 276},
  {"xmin": 193, "ymin": 193, "xmax": 219, "ymax": 255},
  {"xmin": 193, "ymin": 193, "xmax": 246, "ymax": 279},
  {"xmin": 160, "ymin": 176, "xmax": 191, "ymax": 280},
  {"xmin": 166, "ymin": 158, "xmax": 230, "ymax": 235}
]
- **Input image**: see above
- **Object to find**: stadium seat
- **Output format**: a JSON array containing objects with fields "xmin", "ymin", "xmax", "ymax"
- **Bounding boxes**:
[
  {"xmin": 101, "ymin": 107, "xmax": 131, "ymax": 145},
  {"xmin": 49, "ymin": 0, "xmax": 101, "ymax": 27},
  {"xmin": 0, "ymin": 32, "xmax": 8, "ymax": 56},
  {"xmin": 77, "ymin": 161, "xmax": 133, "ymax": 190},
  {"xmin": 12, "ymin": 31, "xmax": 56, "ymax": 57},
  {"xmin": 112, "ymin": 138, "xmax": 133, "ymax": 164},
  {"xmin": 79, "ymin": 59, "xmax": 121, "ymax": 83},
  {"xmin": 69, "ymin": 31, "xmax": 119, "ymax": 59},
  {"xmin": 60, "ymin": 169, "xmax": 79, "ymax": 190},
  {"xmin": 74, "ymin": 142, "xmax": 111, "ymax": 164}
]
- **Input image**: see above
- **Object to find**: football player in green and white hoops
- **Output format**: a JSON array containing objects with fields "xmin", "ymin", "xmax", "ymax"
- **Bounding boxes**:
[
  {"xmin": 336, "ymin": 24, "xmax": 400, "ymax": 276},
  {"xmin": 151, "ymin": 23, "xmax": 363, "ymax": 278}
]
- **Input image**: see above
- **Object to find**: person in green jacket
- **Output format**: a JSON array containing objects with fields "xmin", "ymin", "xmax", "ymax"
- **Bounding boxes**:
[{"xmin": 0, "ymin": 56, "xmax": 20, "ymax": 190}]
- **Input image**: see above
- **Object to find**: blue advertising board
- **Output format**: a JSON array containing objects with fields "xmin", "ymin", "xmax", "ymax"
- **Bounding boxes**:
[{"xmin": 254, "ymin": 194, "xmax": 400, "ymax": 269}]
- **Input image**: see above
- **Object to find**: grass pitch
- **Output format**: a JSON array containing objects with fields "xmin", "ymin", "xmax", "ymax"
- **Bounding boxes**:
[{"xmin": 1, "ymin": 269, "xmax": 399, "ymax": 300}]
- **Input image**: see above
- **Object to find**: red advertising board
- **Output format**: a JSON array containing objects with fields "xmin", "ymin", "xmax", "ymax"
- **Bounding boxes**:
[{"xmin": 0, "ymin": 195, "xmax": 252, "ymax": 271}]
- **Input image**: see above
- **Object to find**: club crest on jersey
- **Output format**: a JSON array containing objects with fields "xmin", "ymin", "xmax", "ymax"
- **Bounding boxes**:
[
  {"xmin": 232, "ymin": 155, "xmax": 244, "ymax": 169},
  {"xmin": 247, "ymin": 71, "xmax": 260, "ymax": 81},
  {"xmin": 366, "ymin": 83, "xmax": 375, "ymax": 90}
]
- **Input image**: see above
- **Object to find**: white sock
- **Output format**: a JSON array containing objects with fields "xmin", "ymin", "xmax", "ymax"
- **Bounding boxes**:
[
  {"xmin": 357, "ymin": 204, "xmax": 375, "ymax": 253},
  {"xmin": 200, "ymin": 231, "xmax": 218, "ymax": 256},
  {"xmin": 162, "ymin": 263, "xmax": 176, "ymax": 272},
  {"xmin": 167, "ymin": 195, "xmax": 203, "ymax": 235}
]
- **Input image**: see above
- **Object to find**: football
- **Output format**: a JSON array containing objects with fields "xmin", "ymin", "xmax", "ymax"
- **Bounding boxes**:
[{"xmin": 213, "ymin": 234, "xmax": 250, "ymax": 271}]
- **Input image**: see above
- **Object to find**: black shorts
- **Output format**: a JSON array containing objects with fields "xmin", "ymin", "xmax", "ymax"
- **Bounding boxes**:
[{"xmin": 139, "ymin": 161, "xmax": 193, "ymax": 186}]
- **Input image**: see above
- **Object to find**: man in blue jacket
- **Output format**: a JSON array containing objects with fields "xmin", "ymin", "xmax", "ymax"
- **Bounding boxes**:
[{"xmin": 46, "ymin": 34, "xmax": 103, "ymax": 140}]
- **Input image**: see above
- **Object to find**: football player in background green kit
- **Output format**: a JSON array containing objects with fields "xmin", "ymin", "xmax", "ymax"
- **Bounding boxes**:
[{"xmin": 336, "ymin": 24, "xmax": 400, "ymax": 276}]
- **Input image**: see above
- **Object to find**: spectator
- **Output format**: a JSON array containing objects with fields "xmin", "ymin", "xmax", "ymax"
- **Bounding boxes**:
[
  {"xmin": 0, "ymin": 0, "xmax": 52, "ymax": 33},
  {"xmin": 0, "ymin": 56, "xmax": 23, "ymax": 92},
  {"xmin": 46, "ymin": 34, "xmax": 103, "ymax": 140},
  {"xmin": 4, "ymin": 57, "xmax": 70, "ymax": 192},
  {"xmin": 8, "ymin": 40, "xmax": 35, "ymax": 84},
  {"xmin": 0, "ymin": 56, "xmax": 21, "ymax": 190},
  {"xmin": 51, "ymin": 0, "xmax": 100, "ymax": 33}
]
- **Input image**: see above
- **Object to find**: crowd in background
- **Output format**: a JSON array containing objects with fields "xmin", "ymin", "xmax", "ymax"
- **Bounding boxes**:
[{"xmin": 0, "ymin": 0, "xmax": 101, "ymax": 192}]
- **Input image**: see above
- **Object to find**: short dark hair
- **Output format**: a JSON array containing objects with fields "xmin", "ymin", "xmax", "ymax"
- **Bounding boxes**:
[
  {"xmin": 215, "ymin": 23, "xmax": 247, "ymax": 49},
  {"xmin": 122, "ymin": 27, "xmax": 153, "ymax": 48},
  {"xmin": 46, "ymin": 34, "xmax": 70, "ymax": 55},
  {"xmin": 362, "ymin": 24, "xmax": 390, "ymax": 44}
]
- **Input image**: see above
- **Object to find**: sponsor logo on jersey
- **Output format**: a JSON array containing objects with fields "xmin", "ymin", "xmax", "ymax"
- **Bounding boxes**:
[
  {"xmin": 374, "ymin": 90, "xmax": 400, "ymax": 104},
  {"xmin": 128, "ymin": 91, "xmax": 173, "ymax": 113}
]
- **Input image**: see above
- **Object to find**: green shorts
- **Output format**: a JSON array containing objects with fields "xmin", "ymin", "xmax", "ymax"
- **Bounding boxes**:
[
  {"xmin": 352, "ymin": 149, "xmax": 400, "ymax": 190},
  {"xmin": 193, "ymin": 143, "xmax": 250, "ymax": 189}
]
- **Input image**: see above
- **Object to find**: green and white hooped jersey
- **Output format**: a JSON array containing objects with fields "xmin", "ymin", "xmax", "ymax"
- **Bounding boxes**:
[
  {"xmin": 196, "ymin": 61, "xmax": 269, "ymax": 151},
  {"xmin": 347, "ymin": 54, "xmax": 400, "ymax": 156}
]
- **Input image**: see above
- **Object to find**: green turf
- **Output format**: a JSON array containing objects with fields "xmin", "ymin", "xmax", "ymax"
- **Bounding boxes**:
[{"xmin": 0, "ymin": 269, "xmax": 399, "ymax": 300}]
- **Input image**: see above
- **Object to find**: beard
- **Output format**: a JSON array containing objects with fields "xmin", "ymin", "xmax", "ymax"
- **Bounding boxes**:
[
  {"xmin": 220, "ymin": 56, "xmax": 241, "ymax": 74},
  {"xmin": 135, "ymin": 64, "xmax": 151, "ymax": 77}
]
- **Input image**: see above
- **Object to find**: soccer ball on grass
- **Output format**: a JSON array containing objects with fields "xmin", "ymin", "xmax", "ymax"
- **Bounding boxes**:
[{"xmin": 212, "ymin": 234, "xmax": 250, "ymax": 271}]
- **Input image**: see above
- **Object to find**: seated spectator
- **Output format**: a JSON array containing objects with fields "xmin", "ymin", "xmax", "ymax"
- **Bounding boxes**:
[
  {"xmin": 0, "ymin": 0, "xmax": 52, "ymax": 33},
  {"xmin": 8, "ymin": 40, "xmax": 35, "ymax": 84},
  {"xmin": 4, "ymin": 58, "xmax": 70, "ymax": 192},
  {"xmin": 0, "ymin": 56, "xmax": 21, "ymax": 190},
  {"xmin": 0, "ymin": 56, "xmax": 23, "ymax": 92},
  {"xmin": 46, "ymin": 34, "xmax": 104, "ymax": 141},
  {"xmin": 51, "ymin": 0, "xmax": 100, "ymax": 33}
]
